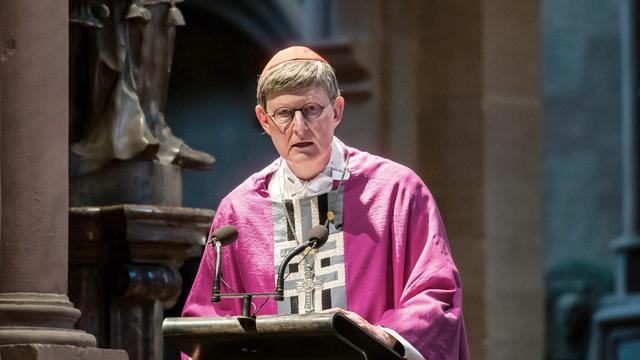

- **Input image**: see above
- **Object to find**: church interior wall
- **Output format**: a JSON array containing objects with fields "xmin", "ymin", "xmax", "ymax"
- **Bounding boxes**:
[
  {"xmin": 542, "ymin": 0, "xmax": 620, "ymax": 279},
  {"xmin": 3, "ymin": 0, "xmax": 630, "ymax": 358},
  {"xmin": 541, "ymin": 1, "xmax": 623, "ymax": 358}
]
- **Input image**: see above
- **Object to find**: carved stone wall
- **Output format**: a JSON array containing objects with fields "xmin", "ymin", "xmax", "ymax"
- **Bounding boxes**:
[{"xmin": 69, "ymin": 205, "xmax": 213, "ymax": 359}]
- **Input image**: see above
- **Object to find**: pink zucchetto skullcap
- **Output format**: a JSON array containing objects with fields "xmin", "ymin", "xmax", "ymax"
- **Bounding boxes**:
[{"xmin": 260, "ymin": 46, "xmax": 328, "ymax": 77}]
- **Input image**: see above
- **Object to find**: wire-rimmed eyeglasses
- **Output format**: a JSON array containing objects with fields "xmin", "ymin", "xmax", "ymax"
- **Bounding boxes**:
[{"xmin": 266, "ymin": 99, "xmax": 335, "ymax": 125}]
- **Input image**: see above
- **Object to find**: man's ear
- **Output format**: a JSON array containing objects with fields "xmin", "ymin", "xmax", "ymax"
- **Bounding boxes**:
[
  {"xmin": 255, "ymin": 105, "xmax": 271, "ymax": 134},
  {"xmin": 331, "ymin": 96, "xmax": 345, "ymax": 126}
]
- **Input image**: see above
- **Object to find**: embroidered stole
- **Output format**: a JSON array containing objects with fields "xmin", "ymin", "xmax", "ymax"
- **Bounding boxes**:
[{"xmin": 272, "ymin": 190, "xmax": 346, "ymax": 314}]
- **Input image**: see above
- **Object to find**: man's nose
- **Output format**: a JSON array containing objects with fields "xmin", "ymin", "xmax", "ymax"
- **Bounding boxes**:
[{"xmin": 291, "ymin": 110, "xmax": 308, "ymax": 130}]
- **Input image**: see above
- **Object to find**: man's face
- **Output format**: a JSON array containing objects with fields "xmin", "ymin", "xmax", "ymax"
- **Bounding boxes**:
[{"xmin": 256, "ymin": 87, "xmax": 344, "ymax": 171}]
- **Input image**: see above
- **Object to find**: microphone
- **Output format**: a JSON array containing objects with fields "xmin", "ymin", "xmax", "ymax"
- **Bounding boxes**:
[
  {"xmin": 307, "ymin": 224, "xmax": 329, "ymax": 249},
  {"xmin": 210, "ymin": 225, "xmax": 238, "ymax": 245},
  {"xmin": 275, "ymin": 225, "xmax": 329, "ymax": 300},
  {"xmin": 210, "ymin": 225, "xmax": 238, "ymax": 302}
]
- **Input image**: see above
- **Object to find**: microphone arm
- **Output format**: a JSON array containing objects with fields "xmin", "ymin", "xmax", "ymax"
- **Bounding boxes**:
[
  {"xmin": 211, "ymin": 241, "xmax": 223, "ymax": 302},
  {"xmin": 275, "ymin": 224, "xmax": 329, "ymax": 301},
  {"xmin": 275, "ymin": 241, "xmax": 313, "ymax": 301}
]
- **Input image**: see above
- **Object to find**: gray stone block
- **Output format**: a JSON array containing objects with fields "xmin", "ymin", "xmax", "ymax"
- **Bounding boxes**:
[{"xmin": 0, "ymin": 344, "xmax": 128, "ymax": 360}]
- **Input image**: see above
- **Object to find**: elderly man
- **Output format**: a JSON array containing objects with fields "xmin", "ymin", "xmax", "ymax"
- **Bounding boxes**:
[{"xmin": 182, "ymin": 46, "xmax": 469, "ymax": 360}]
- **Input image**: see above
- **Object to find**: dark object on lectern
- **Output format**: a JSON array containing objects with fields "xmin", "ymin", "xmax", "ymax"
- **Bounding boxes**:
[{"xmin": 162, "ymin": 313, "xmax": 403, "ymax": 360}]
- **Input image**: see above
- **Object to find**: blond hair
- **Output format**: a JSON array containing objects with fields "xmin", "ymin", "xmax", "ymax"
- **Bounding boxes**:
[{"xmin": 257, "ymin": 60, "xmax": 340, "ymax": 109}]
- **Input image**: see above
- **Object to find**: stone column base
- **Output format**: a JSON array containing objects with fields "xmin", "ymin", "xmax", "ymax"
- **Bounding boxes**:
[
  {"xmin": 0, "ymin": 293, "xmax": 96, "ymax": 347},
  {"xmin": 0, "ymin": 344, "xmax": 128, "ymax": 360}
]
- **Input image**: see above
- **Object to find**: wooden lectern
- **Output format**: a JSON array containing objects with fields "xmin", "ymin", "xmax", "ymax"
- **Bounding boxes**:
[{"xmin": 163, "ymin": 313, "xmax": 404, "ymax": 359}]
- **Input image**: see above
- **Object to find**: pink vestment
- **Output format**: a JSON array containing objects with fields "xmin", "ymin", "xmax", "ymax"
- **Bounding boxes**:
[{"xmin": 182, "ymin": 145, "xmax": 469, "ymax": 359}]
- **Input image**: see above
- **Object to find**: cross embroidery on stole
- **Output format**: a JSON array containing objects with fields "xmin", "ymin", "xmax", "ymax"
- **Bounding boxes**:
[{"xmin": 296, "ymin": 268, "xmax": 323, "ymax": 313}]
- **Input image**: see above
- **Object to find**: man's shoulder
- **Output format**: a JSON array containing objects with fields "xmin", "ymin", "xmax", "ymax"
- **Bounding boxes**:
[
  {"xmin": 346, "ymin": 145, "xmax": 423, "ymax": 185},
  {"xmin": 346, "ymin": 145, "xmax": 437, "ymax": 209}
]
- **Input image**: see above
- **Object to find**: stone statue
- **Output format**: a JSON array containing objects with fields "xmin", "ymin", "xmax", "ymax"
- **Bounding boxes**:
[{"xmin": 70, "ymin": 0, "xmax": 213, "ymax": 177}]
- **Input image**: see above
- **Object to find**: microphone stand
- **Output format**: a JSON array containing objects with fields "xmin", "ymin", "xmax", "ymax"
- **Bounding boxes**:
[
  {"xmin": 213, "ymin": 240, "xmax": 313, "ymax": 318},
  {"xmin": 211, "ymin": 225, "xmax": 329, "ymax": 319},
  {"xmin": 211, "ymin": 241, "xmax": 222, "ymax": 302}
]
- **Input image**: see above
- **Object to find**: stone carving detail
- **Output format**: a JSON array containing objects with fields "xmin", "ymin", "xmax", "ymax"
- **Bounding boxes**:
[
  {"xmin": 69, "ymin": 205, "xmax": 213, "ymax": 360},
  {"xmin": 69, "ymin": 0, "xmax": 214, "ymax": 177}
]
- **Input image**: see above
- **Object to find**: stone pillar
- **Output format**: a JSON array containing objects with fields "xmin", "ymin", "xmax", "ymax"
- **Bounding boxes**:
[
  {"xmin": 482, "ymin": 0, "xmax": 544, "ymax": 359},
  {"xmin": 0, "ymin": 0, "xmax": 91, "ymax": 347},
  {"xmin": 0, "ymin": 1, "xmax": 126, "ymax": 359},
  {"xmin": 409, "ymin": 2, "xmax": 487, "ymax": 358}
]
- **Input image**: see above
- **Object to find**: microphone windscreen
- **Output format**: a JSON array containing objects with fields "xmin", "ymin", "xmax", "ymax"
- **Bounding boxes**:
[
  {"xmin": 308, "ymin": 225, "xmax": 329, "ymax": 248},
  {"xmin": 212, "ymin": 225, "xmax": 238, "ymax": 246}
]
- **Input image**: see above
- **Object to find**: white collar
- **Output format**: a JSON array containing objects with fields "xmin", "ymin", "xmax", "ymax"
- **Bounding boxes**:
[{"xmin": 268, "ymin": 137, "xmax": 349, "ymax": 200}]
